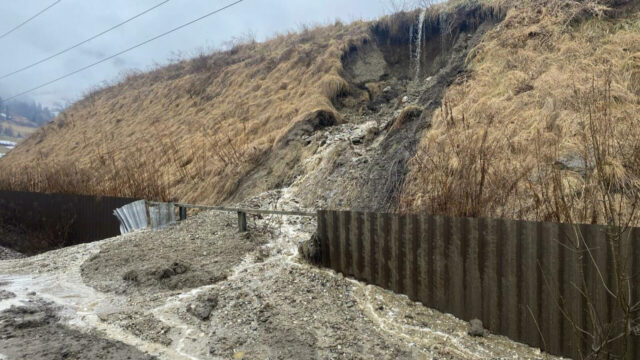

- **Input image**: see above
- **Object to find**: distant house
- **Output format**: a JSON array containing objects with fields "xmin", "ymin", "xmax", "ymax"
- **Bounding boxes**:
[{"xmin": 0, "ymin": 140, "xmax": 16, "ymax": 147}]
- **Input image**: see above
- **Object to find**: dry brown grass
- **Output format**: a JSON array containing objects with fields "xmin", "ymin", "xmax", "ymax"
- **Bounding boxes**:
[
  {"xmin": 400, "ymin": 0, "xmax": 640, "ymax": 225},
  {"xmin": 0, "ymin": 21, "xmax": 371, "ymax": 202}
]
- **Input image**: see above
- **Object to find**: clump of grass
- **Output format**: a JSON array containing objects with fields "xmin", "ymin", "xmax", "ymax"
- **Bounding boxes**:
[{"xmin": 391, "ymin": 105, "xmax": 423, "ymax": 130}]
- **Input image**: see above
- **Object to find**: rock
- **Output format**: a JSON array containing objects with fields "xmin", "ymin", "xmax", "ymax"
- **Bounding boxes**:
[
  {"xmin": 298, "ymin": 233, "xmax": 321, "ymax": 264},
  {"xmin": 171, "ymin": 262, "xmax": 189, "ymax": 275},
  {"xmin": 157, "ymin": 268, "xmax": 175, "ymax": 280},
  {"xmin": 554, "ymin": 153, "xmax": 587, "ymax": 176},
  {"xmin": 187, "ymin": 293, "xmax": 219, "ymax": 321},
  {"xmin": 122, "ymin": 270, "xmax": 139, "ymax": 282},
  {"xmin": 350, "ymin": 132, "xmax": 364, "ymax": 145},
  {"xmin": 402, "ymin": 96, "xmax": 409, "ymax": 103},
  {"xmin": 468, "ymin": 319, "xmax": 485, "ymax": 337},
  {"xmin": 369, "ymin": 86, "xmax": 398, "ymax": 111},
  {"xmin": 0, "ymin": 289, "xmax": 16, "ymax": 300}
]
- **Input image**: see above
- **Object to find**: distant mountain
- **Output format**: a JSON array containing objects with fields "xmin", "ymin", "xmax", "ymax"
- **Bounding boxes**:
[{"xmin": 0, "ymin": 98, "xmax": 54, "ymax": 127}]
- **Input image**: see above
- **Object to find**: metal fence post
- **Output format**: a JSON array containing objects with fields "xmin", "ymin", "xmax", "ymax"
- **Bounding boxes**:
[
  {"xmin": 179, "ymin": 206, "xmax": 187, "ymax": 221},
  {"xmin": 237, "ymin": 211, "xmax": 247, "ymax": 232}
]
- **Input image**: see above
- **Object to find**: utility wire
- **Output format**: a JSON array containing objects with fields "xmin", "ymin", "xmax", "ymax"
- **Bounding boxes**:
[
  {"xmin": 0, "ymin": 0, "xmax": 172, "ymax": 80},
  {"xmin": 4, "ymin": 0, "xmax": 246, "ymax": 101},
  {"xmin": 0, "ymin": 0, "xmax": 62, "ymax": 40}
]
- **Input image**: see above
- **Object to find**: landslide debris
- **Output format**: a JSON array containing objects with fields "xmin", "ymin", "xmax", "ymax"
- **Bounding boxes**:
[
  {"xmin": 80, "ymin": 211, "xmax": 267, "ymax": 296},
  {"xmin": 0, "ymin": 298, "xmax": 156, "ymax": 360}
]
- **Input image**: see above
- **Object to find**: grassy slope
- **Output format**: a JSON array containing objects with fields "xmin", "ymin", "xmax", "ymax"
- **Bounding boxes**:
[
  {"xmin": 400, "ymin": 0, "xmax": 640, "ymax": 224},
  {"xmin": 0, "ymin": 0, "xmax": 637, "ymax": 225},
  {"xmin": 0, "ymin": 22, "xmax": 370, "ymax": 202}
]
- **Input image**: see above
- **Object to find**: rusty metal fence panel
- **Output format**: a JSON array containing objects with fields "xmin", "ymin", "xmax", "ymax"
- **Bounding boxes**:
[
  {"xmin": 0, "ymin": 190, "xmax": 139, "ymax": 251},
  {"xmin": 317, "ymin": 210, "xmax": 640, "ymax": 359}
]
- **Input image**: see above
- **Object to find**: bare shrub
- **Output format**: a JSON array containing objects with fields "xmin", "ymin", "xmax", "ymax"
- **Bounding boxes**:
[{"xmin": 542, "ymin": 70, "xmax": 640, "ymax": 360}]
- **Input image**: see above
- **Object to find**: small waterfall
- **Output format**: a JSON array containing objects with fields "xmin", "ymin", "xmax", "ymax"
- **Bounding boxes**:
[
  {"xmin": 409, "ymin": 23, "xmax": 414, "ymax": 61},
  {"xmin": 414, "ymin": 8, "xmax": 427, "ymax": 80}
]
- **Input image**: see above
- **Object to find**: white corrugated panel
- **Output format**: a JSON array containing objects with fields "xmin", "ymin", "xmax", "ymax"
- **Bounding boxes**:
[{"xmin": 113, "ymin": 200, "xmax": 148, "ymax": 234}]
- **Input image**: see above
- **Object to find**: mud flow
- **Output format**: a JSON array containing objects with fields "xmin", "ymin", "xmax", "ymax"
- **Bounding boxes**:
[{"xmin": 0, "ymin": 188, "xmax": 556, "ymax": 359}]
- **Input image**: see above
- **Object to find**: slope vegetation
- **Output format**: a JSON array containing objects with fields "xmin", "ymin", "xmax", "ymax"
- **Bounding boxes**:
[
  {"xmin": 400, "ymin": 0, "xmax": 640, "ymax": 225},
  {"xmin": 0, "ymin": 0, "xmax": 638, "ymax": 226},
  {"xmin": 0, "ymin": 22, "xmax": 370, "ymax": 202}
]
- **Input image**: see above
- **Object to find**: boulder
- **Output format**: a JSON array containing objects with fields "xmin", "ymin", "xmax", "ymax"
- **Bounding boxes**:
[
  {"xmin": 187, "ymin": 293, "xmax": 219, "ymax": 321},
  {"xmin": 468, "ymin": 319, "xmax": 485, "ymax": 337},
  {"xmin": 298, "ymin": 233, "xmax": 321, "ymax": 264}
]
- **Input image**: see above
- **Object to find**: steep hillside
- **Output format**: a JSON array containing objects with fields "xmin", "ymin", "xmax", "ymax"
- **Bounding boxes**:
[
  {"xmin": 0, "ymin": 21, "xmax": 371, "ymax": 202},
  {"xmin": 0, "ymin": 0, "xmax": 638, "ymax": 225},
  {"xmin": 400, "ymin": 0, "xmax": 640, "ymax": 225}
]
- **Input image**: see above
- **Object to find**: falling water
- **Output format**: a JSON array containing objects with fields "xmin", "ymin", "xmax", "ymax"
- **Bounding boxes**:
[
  {"xmin": 409, "ymin": 23, "xmax": 414, "ymax": 62},
  {"xmin": 414, "ymin": 8, "xmax": 427, "ymax": 80}
]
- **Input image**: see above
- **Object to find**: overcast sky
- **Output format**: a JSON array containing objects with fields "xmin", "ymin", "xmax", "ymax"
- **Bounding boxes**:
[{"xmin": 0, "ymin": 0, "xmax": 405, "ymax": 108}]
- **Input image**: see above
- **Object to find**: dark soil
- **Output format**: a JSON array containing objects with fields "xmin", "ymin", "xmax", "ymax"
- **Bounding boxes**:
[{"xmin": 0, "ymin": 299, "xmax": 155, "ymax": 360}]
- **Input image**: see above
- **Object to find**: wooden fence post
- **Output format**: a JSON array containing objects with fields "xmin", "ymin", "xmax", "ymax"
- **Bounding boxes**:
[{"xmin": 237, "ymin": 211, "xmax": 247, "ymax": 232}]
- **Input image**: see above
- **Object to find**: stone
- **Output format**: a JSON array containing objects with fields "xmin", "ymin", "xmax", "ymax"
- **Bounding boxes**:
[
  {"xmin": 298, "ymin": 233, "xmax": 321, "ymax": 264},
  {"xmin": 157, "ymin": 268, "xmax": 175, "ymax": 280},
  {"xmin": 468, "ymin": 319, "xmax": 485, "ymax": 337},
  {"xmin": 554, "ymin": 153, "xmax": 587, "ymax": 176},
  {"xmin": 122, "ymin": 270, "xmax": 139, "ymax": 282},
  {"xmin": 171, "ymin": 262, "xmax": 189, "ymax": 275},
  {"xmin": 350, "ymin": 133, "xmax": 364, "ymax": 145},
  {"xmin": 187, "ymin": 293, "xmax": 219, "ymax": 321},
  {"xmin": 0, "ymin": 289, "xmax": 16, "ymax": 300}
]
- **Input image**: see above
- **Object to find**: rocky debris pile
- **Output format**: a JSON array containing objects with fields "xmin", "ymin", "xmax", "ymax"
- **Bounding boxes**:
[
  {"xmin": 207, "ymin": 261, "xmax": 418, "ymax": 359},
  {"xmin": 186, "ymin": 291, "xmax": 219, "ymax": 321},
  {"xmin": 0, "ymin": 245, "xmax": 24, "ymax": 260},
  {"xmin": 81, "ymin": 211, "xmax": 265, "ymax": 296}
]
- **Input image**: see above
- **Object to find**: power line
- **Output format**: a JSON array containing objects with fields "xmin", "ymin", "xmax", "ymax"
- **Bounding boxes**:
[
  {"xmin": 0, "ymin": 0, "xmax": 172, "ymax": 80},
  {"xmin": 0, "ymin": 0, "xmax": 62, "ymax": 40},
  {"xmin": 4, "ymin": 0, "xmax": 246, "ymax": 102}
]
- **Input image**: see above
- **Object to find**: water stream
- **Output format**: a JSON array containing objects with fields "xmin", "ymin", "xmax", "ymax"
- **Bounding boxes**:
[{"xmin": 415, "ymin": 8, "xmax": 427, "ymax": 79}]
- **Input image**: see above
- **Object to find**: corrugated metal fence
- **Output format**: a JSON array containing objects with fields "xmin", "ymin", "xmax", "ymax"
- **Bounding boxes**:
[
  {"xmin": 0, "ymin": 190, "xmax": 139, "ymax": 252},
  {"xmin": 316, "ymin": 211, "xmax": 640, "ymax": 359}
]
